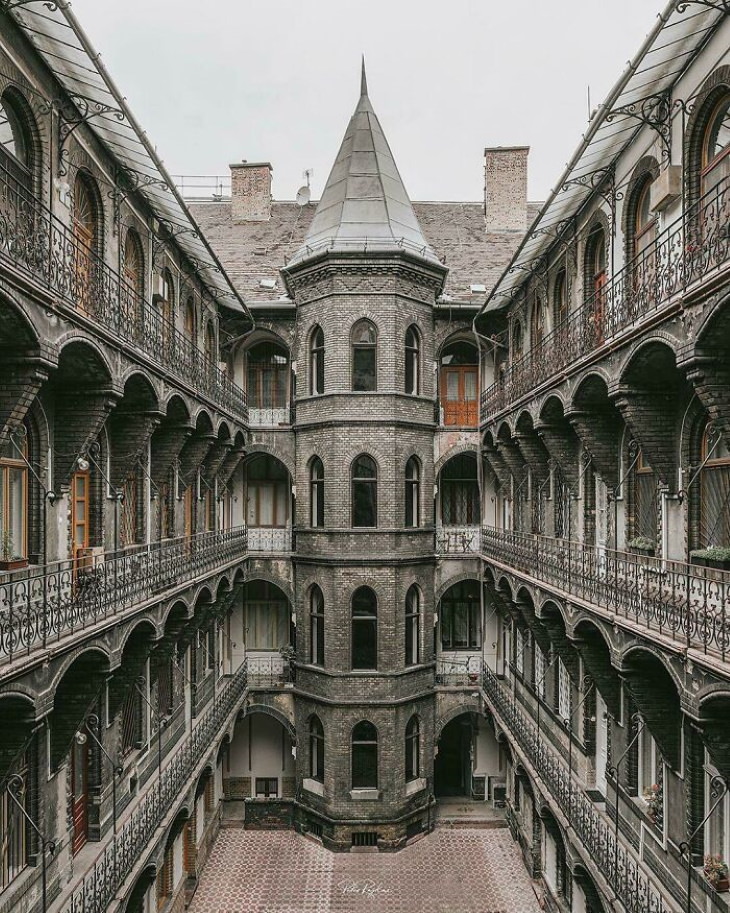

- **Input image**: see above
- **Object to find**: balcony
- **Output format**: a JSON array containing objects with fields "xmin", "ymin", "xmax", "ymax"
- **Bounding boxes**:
[
  {"xmin": 480, "ymin": 660, "xmax": 666, "ymax": 913},
  {"xmin": 248, "ymin": 406, "xmax": 290, "ymax": 427},
  {"xmin": 436, "ymin": 525, "xmax": 481, "ymax": 556},
  {"xmin": 0, "ymin": 166, "xmax": 248, "ymax": 423},
  {"xmin": 0, "ymin": 525, "xmax": 248, "ymax": 667},
  {"xmin": 246, "ymin": 652, "xmax": 293, "ymax": 687},
  {"xmin": 481, "ymin": 174, "xmax": 730, "ymax": 424},
  {"xmin": 481, "ymin": 525, "xmax": 730, "ymax": 663},
  {"xmin": 436, "ymin": 655, "xmax": 481, "ymax": 686},
  {"xmin": 247, "ymin": 527, "xmax": 292, "ymax": 553}
]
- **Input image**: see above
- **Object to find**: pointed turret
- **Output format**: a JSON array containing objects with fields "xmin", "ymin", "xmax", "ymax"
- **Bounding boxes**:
[{"xmin": 288, "ymin": 63, "xmax": 439, "ymax": 267}]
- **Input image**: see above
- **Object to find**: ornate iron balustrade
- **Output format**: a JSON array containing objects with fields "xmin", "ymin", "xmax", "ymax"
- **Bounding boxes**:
[
  {"xmin": 0, "ymin": 525, "xmax": 248, "ymax": 666},
  {"xmin": 480, "ymin": 661, "xmax": 666, "ymax": 913},
  {"xmin": 64, "ymin": 660, "xmax": 249, "ymax": 913},
  {"xmin": 247, "ymin": 527, "xmax": 292, "ymax": 553},
  {"xmin": 481, "ymin": 525, "xmax": 730, "ymax": 661},
  {"xmin": 0, "ymin": 165, "xmax": 247, "ymax": 422},
  {"xmin": 435, "ymin": 655, "xmax": 481, "ymax": 686},
  {"xmin": 481, "ymin": 174, "xmax": 730, "ymax": 422},
  {"xmin": 435, "ymin": 525, "xmax": 481, "ymax": 556},
  {"xmin": 246, "ymin": 652, "xmax": 292, "ymax": 687},
  {"xmin": 248, "ymin": 406, "xmax": 290, "ymax": 427}
]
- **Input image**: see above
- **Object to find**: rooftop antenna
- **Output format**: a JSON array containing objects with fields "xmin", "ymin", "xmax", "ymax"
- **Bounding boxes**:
[{"xmin": 296, "ymin": 169, "xmax": 312, "ymax": 207}]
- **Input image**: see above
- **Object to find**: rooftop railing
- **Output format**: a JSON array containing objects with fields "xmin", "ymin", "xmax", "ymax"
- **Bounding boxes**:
[
  {"xmin": 481, "ymin": 660, "xmax": 666, "ymax": 913},
  {"xmin": 0, "ymin": 166, "xmax": 247, "ymax": 422},
  {"xmin": 481, "ymin": 525, "xmax": 730, "ymax": 661},
  {"xmin": 0, "ymin": 525, "xmax": 248, "ymax": 667},
  {"xmin": 481, "ymin": 174, "xmax": 730, "ymax": 423}
]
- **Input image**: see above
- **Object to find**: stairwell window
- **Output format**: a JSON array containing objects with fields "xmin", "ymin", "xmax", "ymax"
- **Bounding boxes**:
[
  {"xmin": 309, "ymin": 585, "xmax": 324, "ymax": 666},
  {"xmin": 405, "ymin": 716, "xmax": 420, "ymax": 781},
  {"xmin": 352, "ymin": 586, "xmax": 377, "ymax": 670},
  {"xmin": 352, "ymin": 454, "xmax": 377, "ymax": 527},
  {"xmin": 309, "ymin": 716, "xmax": 324, "ymax": 783},
  {"xmin": 352, "ymin": 721, "xmax": 378, "ymax": 789},
  {"xmin": 405, "ymin": 325, "xmax": 420, "ymax": 394},
  {"xmin": 310, "ymin": 325, "xmax": 325, "ymax": 394},
  {"xmin": 405, "ymin": 456, "xmax": 420, "ymax": 527},
  {"xmin": 352, "ymin": 320, "xmax": 377, "ymax": 391},
  {"xmin": 405, "ymin": 585, "xmax": 420, "ymax": 666}
]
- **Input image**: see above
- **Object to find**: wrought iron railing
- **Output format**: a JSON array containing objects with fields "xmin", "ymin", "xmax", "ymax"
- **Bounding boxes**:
[
  {"xmin": 435, "ymin": 655, "xmax": 481, "ymax": 686},
  {"xmin": 480, "ymin": 660, "xmax": 666, "ymax": 913},
  {"xmin": 435, "ymin": 525, "xmax": 481, "ymax": 555},
  {"xmin": 0, "ymin": 165, "xmax": 247, "ymax": 422},
  {"xmin": 246, "ymin": 653, "xmax": 292, "ymax": 687},
  {"xmin": 64, "ymin": 660, "xmax": 249, "ymax": 913},
  {"xmin": 247, "ymin": 527, "xmax": 292, "ymax": 553},
  {"xmin": 481, "ymin": 174, "xmax": 730, "ymax": 422},
  {"xmin": 0, "ymin": 525, "xmax": 248, "ymax": 666},
  {"xmin": 481, "ymin": 525, "xmax": 730, "ymax": 661}
]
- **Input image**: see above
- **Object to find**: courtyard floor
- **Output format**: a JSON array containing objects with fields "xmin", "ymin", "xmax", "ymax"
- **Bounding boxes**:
[{"xmin": 187, "ymin": 828, "xmax": 542, "ymax": 913}]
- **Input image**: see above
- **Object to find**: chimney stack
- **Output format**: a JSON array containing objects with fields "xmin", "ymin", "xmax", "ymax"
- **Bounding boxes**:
[
  {"xmin": 230, "ymin": 161, "xmax": 272, "ymax": 223},
  {"xmin": 484, "ymin": 146, "xmax": 529, "ymax": 232}
]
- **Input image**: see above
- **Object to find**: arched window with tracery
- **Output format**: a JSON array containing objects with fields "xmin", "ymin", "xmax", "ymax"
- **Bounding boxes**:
[
  {"xmin": 700, "ymin": 90, "xmax": 730, "ymax": 201},
  {"xmin": 309, "ymin": 716, "xmax": 324, "ymax": 782},
  {"xmin": 123, "ymin": 228, "xmax": 144, "ymax": 299},
  {"xmin": 530, "ymin": 295, "xmax": 546, "ymax": 349},
  {"xmin": 352, "ymin": 319, "xmax": 377, "ymax": 391},
  {"xmin": 352, "ymin": 586, "xmax": 377, "ymax": 670},
  {"xmin": 310, "ymin": 325, "xmax": 324, "ymax": 395},
  {"xmin": 184, "ymin": 298, "xmax": 196, "ymax": 343},
  {"xmin": 309, "ymin": 585, "xmax": 324, "ymax": 666},
  {"xmin": 351, "ymin": 721, "xmax": 378, "ymax": 788},
  {"xmin": 629, "ymin": 176, "xmax": 657, "ymax": 304},
  {"xmin": 72, "ymin": 172, "xmax": 101, "ymax": 313},
  {"xmin": 205, "ymin": 322, "xmax": 216, "ymax": 363},
  {"xmin": 628, "ymin": 445, "xmax": 657, "ymax": 551}
]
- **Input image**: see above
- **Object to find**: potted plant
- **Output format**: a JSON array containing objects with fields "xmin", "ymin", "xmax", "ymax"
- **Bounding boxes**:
[
  {"xmin": 690, "ymin": 547, "xmax": 730, "ymax": 572},
  {"xmin": 704, "ymin": 854, "xmax": 730, "ymax": 893},
  {"xmin": 628, "ymin": 536, "xmax": 655, "ymax": 558},
  {"xmin": 0, "ymin": 528, "xmax": 26, "ymax": 571},
  {"xmin": 643, "ymin": 783, "xmax": 662, "ymax": 824}
]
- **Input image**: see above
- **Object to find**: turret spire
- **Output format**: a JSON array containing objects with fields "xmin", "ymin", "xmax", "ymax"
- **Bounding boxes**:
[{"xmin": 361, "ymin": 56, "xmax": 368, "ymax": 97}]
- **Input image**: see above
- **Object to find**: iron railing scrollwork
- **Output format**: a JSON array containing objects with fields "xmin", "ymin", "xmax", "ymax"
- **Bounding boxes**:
[
  {"xmin": 64, "ymin": 661, "xmax": 249, "ymax": 913},
  {"xmin": 482, "ymin": 525, "xmax": 730, "ymax": 661},
  {"xmin": 0, "ymin": 164, "xmax": 247, "ymax": 422},
  {"xmin": 481, "ymin": 173, "xmax": 730, "ymax": 422},
  {"xmin": 0, "ymin": 525, "xmax": 248, "ymax": 666},
  {"xmin": 481, "ymin": 661, "xmax": 666, "ymax": 913}
]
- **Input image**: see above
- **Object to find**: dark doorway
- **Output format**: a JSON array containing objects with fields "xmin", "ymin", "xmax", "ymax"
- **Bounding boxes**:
[{"xmin": 435, "ymin": 715, "xmax": 473, "ymax": 797}]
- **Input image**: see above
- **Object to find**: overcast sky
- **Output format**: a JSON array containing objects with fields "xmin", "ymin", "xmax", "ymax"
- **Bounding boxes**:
[{"xmin": 69, "ymin": 0, "xmax": 664, "ymax": 204}]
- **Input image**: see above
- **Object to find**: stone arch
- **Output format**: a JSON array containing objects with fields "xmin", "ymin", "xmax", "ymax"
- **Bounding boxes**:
[
  {"xmin": 0, "ymin": 288, "xmax": 42, "ymax": 355},
  {"xmin": 118, "ymin": 617, "xmax": 159, "ymax": 656},
  {"xmin": 242, "ymin": 704, "xmax": 296, "ymax": 740},
  {"xmin": 434, "ymin": 440, "xmax": 479, "ymax": 475},
  {"xmin": 122, "ymin": 864, "xmax": 157, "ymax": 913},
  {"xmin": 48, "ymin": 647, "xmax": 110, "ymax": 770},
  {"xmin": 160, "ymin": 597, "xmax": 193, "ymax": 631},
  {"xmin": 118, "ymin": 369, "xmax": 162, "ymax": 412},
  {"xmin": 162, "ymin": 391, "xmax": 192, "ymax": 424},
  {"xmin": 242, "ymin": 573, "xmax": 294, "ymax": 608},
  {"xmin": 435, "ymin": 572, "xmax": 481, "ymax": 604},
  {"xmin": 621, "ymin": 155, "xmax": 660, "ymax": 259},
  {"xmin": 684, "ymin": 64, "xmax": 730, "ymax": 210},
  {"xmin": 55, "ymin": 335, "xmax": 115, "ymax": 388},
  {"xmin": 243, "ymin": 444, "xmax": 294, "ymax": 478},
  {"xmin": 435, "ymin": 704, "xmax": 490, "ymax": 741}
]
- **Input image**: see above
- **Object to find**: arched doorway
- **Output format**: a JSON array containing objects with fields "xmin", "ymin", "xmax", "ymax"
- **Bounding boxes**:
[
  {"xmin": 225, "ymin": 710, "xmax": 296, "ymax": 806},
  {"xmin": 434, "ymin": 712, "xmax": 501, "ymax": 801}
]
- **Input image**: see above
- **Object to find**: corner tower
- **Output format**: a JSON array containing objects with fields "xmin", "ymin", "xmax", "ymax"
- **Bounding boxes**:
[{"xmin": 283, "ymin": 63, "xmax": 448, "ymax": 850}]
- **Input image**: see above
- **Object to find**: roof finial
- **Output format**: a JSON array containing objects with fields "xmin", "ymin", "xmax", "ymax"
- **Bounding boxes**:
[{"xmin": 360, "ymin": 56, "xmax": 368, "ymax": 97}]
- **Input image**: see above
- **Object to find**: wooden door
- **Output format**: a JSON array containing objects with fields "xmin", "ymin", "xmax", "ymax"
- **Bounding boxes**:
[
  {"xmin": 440, "ymin": 366, "xmax": 477, "ymax": 426},
  {"xmin": 71, "ymin": 470, "xmax": 90, "ymax": 562},
  {"xmin": 71, "ymin": 737, "xmax": 89, "ymax": 854},
  {"xmin": 184, "ymin": 485, "xmax": 194, "ymax": 538}
]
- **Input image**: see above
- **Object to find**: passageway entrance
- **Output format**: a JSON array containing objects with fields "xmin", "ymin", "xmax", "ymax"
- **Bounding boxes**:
[{"xmin": 434, "ymin": 715, "xmax": 473, "ymax": 797}]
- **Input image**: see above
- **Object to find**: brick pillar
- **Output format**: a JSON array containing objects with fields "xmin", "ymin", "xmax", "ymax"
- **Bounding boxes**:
[
  {"xmin": 497, "ymin": 440, "xmax": 526, "ymax": 481},
  {"xmin": 514, "ymin": 430, "xmax": 550, "ymax": 481},
  {"xmin": 483, "ymin": 442, "xmax": 512, "ymax": 489},
  {"xmin": 151, "ymin": 422, "xmax": 192, "ymax": 487},
  {"xmin": 566, "ymin": 407, "xmax": 621, "ymax": 489},
  {"xmin": 178, "ymin": 433, "xmax": 215, "ymax": 488},
  {"xmin": 572, "ymin": 636, "xmax": 621, "ymax": 720},
  {"xmin": 685, "ymin": 355, "xmax": 730, "ymax": 447},
  {"xmin": 217, "ymin": 445, "xmax": 246, "ymax": 488},
  {"xmin": 201, "ymin": 441, "xmax": 232, "ymax": 484},
  {"xmin": 613, "ymin": 389, "xmax": 677, "ymax": 490},
  {"xmin": 0, "ymin": 360, "xmax": 48, "ymax": 456},
  {"xmin": 535, "ymin": 420, "xmax": 581, "ymax": 493},
  {"xmin": 684, "ymin": 721, "xmax": 705, "ymax": 866},
  {"xmin": 54, "ymin": 391, "xmax": 119, "ymax": 490},
  {"xmin": 108, "ymin": 411, "xmax": 162, "ymax": 488}
]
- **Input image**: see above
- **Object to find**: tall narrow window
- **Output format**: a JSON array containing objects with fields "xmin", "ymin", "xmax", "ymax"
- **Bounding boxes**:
[
  {"xmin": 440, "ymin": 580, "xmax": 481, "ymax": 650},
  {"xmin": 0, "ymin": 433, "xmax": 28, "ymax": 564},
  {"xmin": 530, "ymin": 295, "xmax": 545, "ymax": 348},
  {"xmin": 309, "ymin": 716, "xmax": 324, "ymax": 782},
  {"xmin": 205, "ymin": 322, "xmax": 216, "ymax": 363},
  {"xmin": 0, "ymin": 91, "xmax": 32, "ymax": 189},
  {"xmin": 123, "ymin": 228, "xmax": 144, "ymax": 299},
  {"xmin": 586, "ymin": 226, "xmax": 607, "ymax": 343},
  {"xmin": 630, "ymin": 447, "xmax": 657, "ymax": 547},
  {"xmin": 352, "ymin": 320, "xmax": 377, "ymax": 391},
  {"xmin": 158, "ymin": 269, "xmax": 175, "ymax": 352},
  {"xmin": 309, "ymin": 585, "xmax": 324, "ymax": 666},
  {"xmin": 352, "ymin": 586, "xmax": 377, "ymax": 670},
  {"xmin": 553, "ymin": 269, "xmax": 567, "ymax": 327},
  {"xmin": 351, "ymin": 721, "xmax": 378, "ymax": 789},
  {"xmin": 246, "ymin": 342, "xmax": 289, "ymax": 422},
  {"xmin": 405, "ymin": 325, "xmax": 420, "ymax": 394},
  {"xmin": 405, "ymin": 456, "xmax": 420, "ymax": 528},
  {"xmin": 440, "ymin": 453, "xmax": 479, "ymax": 526},
  {"xmin": 0, "ymin": 749, "xmax": 30, "ymax": 890},
  {"xmin": 184, "ymin": 298, "xmax": 196, "ymax": 342},
  {"xmin": 310, "ymin": 326, "xmax": 325, "ymax": 395},
  {"xmin": 701, "ymin": 91, "xmax": 730, "ymax": 199},
  {"xmin": 405, "ymin": 716, "xmax": 420, "ymax": 781},
  {"xmin": 72, "ymin": 173, "xmax": 100, "ymax": 314},
  {"xmin": 699, "ymin": 422, "xmax": 730, "ymax": 549},
  {"xmin": 439, "ymin": 341, "xmax": 479, "ymax": 426},
  {"xmin": 405, "ymin": 585, "xmax": 420, "ymax": 666},
  {"xmin": 310, "ymin": 457, "xmax": 324, "ymax": 527},
  {"xmin": 352, "ymin": 454, "xmax": 377, "ymax": 527}
]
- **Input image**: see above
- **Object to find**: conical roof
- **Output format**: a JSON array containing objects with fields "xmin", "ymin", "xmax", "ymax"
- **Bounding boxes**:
[{"xmin": 289, "ymin": 62, "xmax": 440, "ymax": 267}]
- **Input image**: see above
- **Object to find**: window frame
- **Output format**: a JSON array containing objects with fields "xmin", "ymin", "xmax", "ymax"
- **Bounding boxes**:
[
  {"xmin": 439, "ymin": 580, "xmax": 481, "ymax": 650},
  {"xmin": 405, "ymin": 585, "xmax": 420, "ymax": 667},
  {"xmin": 310, "ymin": 325, "xmax": 325, "ymax": 395},
  {"xmin": 351, "ymin": 454, "xmax": 378, "ymax": 528},
  {"xmin": 405, "ymin": 716, "xmax": 420, "ymax": 782},
  {"xmin": 405, "ymin": 325, "xmax": 420, "ymax": 395},
  {"xmin": 351, "ymin": 586, "xmax": 378, "ymax": 670},
  {"xmin": 351, "ymin": 319, "xmax": 377, "ymax": 392},
  {"xmin": 351, "ymin": 720, "xmax": 378, "ymax": 789},
  {"xmin": 310, "ymin": 457, "xmax": 324, "ymax": 528},
  {"xmin": 309, "ymin": 716, "xmax": 325, "ymax": 783},
  {"xmin": 309, "ymin": 585, "xmax": 325, "ymax": 666},
  {"xmin": 405, "ymin": 456, "xmax": 420, "ymax": 528}
]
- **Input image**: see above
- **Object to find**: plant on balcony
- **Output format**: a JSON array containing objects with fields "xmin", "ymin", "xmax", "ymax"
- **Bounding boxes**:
[
  {"xmin": 690, "ymin": 547, "xmax": 730, "ymax": 571},
  {"xmin": 0, "ymin": 528, "xmax": 26, "ymax": 571},
  {"xmin": 642, "ymin": 783, "xmax": 662, "ymax": 823},
  {"xmin": 704, "ymin": 854, "xmax": 730, "ymax": 893},
  {"xmin": 628, "ymin": 536, "xmax": 655, "ymax": 557},
  {"xmin": 278, "ymin": 644, "xmax": 295, "ymax": 683}
]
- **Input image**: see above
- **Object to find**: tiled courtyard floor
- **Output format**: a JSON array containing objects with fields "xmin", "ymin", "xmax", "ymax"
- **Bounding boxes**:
[{"xmin": 188, "ymin": 828, "xmax": 542, "ymax": 913}]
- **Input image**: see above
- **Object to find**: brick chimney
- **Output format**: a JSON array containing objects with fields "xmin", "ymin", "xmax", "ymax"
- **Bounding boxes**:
[
  {"xmin": 484, "ymin": 146, "xmax": 529, "ymax": 232},
  {"xmin": 230, "ymin": 161, "xmax": 272, "ymax": 222}
]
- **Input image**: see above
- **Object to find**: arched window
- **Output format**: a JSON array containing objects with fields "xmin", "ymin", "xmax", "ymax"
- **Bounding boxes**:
[
  {"xmin": 0, "ymin": 90, "xmax": 34, "ymax": 191},
  {"xmin": 440, "ymin": 340, "xmax": 478, "ymax": 426},
  {"xmin": 440, "ymin": 580, "xmax": 481, "ymax": 650},
  {"xmin": 1, "ymin": 428, "xmax": 28, "ymax": 564},
  {"xmin": 309, "ymin": 715, "xmax": 324, "ymax": 782},
  {"xmin": 633, "ymin": 177, "xmax": 656, "ymax": 262},
  {"xmin": 205, "ymin": 322, "xmax": 217, "ymax": 363},
  {"xmin": 405, "ymin": 325, "xmax": 420, "ymax": 394},
  {"xmin": 699, "ymin": 422, "xmax": 730, "ymax": 549},
  {"xmin": 72, "ymin": 172, "xmax": 100, "ymax": 313},
  {"xmin": 629, "ymin": 446, "xmax": 657, "ymax": 549},
  {"xmin": 245, "ymin": 454, "xmax": 289, "ymax": 529},
  {"xmin": 309, "ymin": 585, "xmax": 325, "ymax": 665},
  {"xmin": 184, "ymin": 298, "xmax": 196, "ymax": 342},
  {"xmin": 530, "ymin": 295, "xmax": 545, "ymax": 348},
  {"xmin": 310, "ymin": 326, "xmax": 324, "ymax": 395},
  {"xmin": 405, "ymin": 585, "xmax": 420, "ymax": 666},
  {"xmin": 246, "ymin": 341, "xmax": 289, "ymax": 421},
  {"xmin": 352, "ymin": 586, "xmax": 377, "ymax": 670},
  {"xmin": 701, "ymin": 91, "xmax": 730, "ymax": 199},
  {"xmin": 351, "ymin": 320, "xmax": 377, "ymax": 391},
  {"xmin": 123, "ymin": 228, "xmax": 144, "ymax": 299},
  {"xmin": 585, "ymin": 225, "xmax": 607, "ymax": 343},
  {"xmin": 405, "ymin": 716, "xmax": 420, "ymax": 781},
  {"xmin": 310, "ymin": 457, "xmax": 324, "ymax": 527},
  {"xmin": 405, "ymin": 456, "xmax": 420, "ymax": 528},
  {"xmin": 351, "ymin": 721, "xmax": 378, "ymax": 789},
  {"xmin": 553, "ymin": 269, "xmax": 568, "ymax": 327},
  {"xmin": 352, "ymin": 454, "xmax": 377, "ymax": 527},
  {"xmin": 440, "ymin": 453, "xmax": 479, "ymax": 526},
  {"xmin": 511, "ymin": 321, "xmax": 523, "ymax": 361}
]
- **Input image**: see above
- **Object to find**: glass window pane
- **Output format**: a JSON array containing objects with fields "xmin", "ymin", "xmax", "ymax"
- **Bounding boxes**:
[
  {"xmin": 353, "ymin": 349, "xmax": 376, "ymax": 391},
  {"xmin": 446, "ymin": 372, "xmax": 459, "ymax": 401},
  {"xmin": 353, "ymin": 619, "xmax": 377, "ymax": 668},
  {"xmin": 464, "ymin": 370, "xmax": 477, "ymax": 402}
]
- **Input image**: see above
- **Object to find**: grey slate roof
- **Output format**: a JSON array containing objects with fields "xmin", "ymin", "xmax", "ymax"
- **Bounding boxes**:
[
  {"xmin": 287, "ymin": 63, "xmax": 439, "ymax": 267},
  {"xmin": 190, "ymin": 199, "xmax": 541, "ymax": 305}
]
